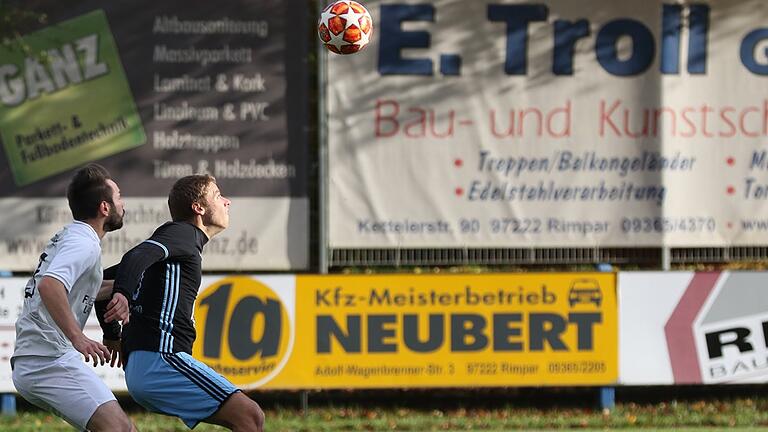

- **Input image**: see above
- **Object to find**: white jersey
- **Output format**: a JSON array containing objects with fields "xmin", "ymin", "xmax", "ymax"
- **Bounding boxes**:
[{"xmin": 12, "ymin": 221, "xmax": 103, "ymax": 359}]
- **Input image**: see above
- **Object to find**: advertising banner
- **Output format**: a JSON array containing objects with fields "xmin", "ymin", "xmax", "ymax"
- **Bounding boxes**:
[
  {"xmin": 0, "ymin": 278, "xmax": 126, "ymax": 393},
  {"xmin": 620, "ymin": 271, "xmax": 768, "ymax": 384},
  {"xmin": 1, "ymin": 273, "xmax": 616, "ymax": 392},
  {"xmin": 0, "ymin": 0, "xmax": 308, "ymax": 270},
  {"xmin": 192, "ymin": 273, "xmax": 617, "ymax": 389},
  {"xmin": 327, "ymin": 0, "xmax": 768, "ymax": 248}
]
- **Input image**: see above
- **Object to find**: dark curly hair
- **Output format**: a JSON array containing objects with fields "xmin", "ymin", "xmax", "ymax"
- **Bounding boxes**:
[{"xmin": 66, "ymin": 164, "xmax": 114, "ymax": 221}]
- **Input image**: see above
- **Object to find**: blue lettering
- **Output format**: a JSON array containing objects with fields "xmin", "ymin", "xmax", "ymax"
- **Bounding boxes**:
[
  {"xmin": 741, "ymin": 28, "xmax": 768, "ymax": 75},
  {"xmin": 378, "ymin": 4, "xmax": 434, "ymax": 76},
  {"xmin": 487, "ymin": 4, "xmax": 548, "ymax": 75},
  {"xmin": 595, "ymin": 19, "xmax": 655, "ymax": 76},
  {"xmin": 440, "ymin": 54, "xmax": 461, "ymax": 76},
  {"xmin": 553, "ymin": 19, "xmax": 590, "ymax": 75},
  {"xmin": 687, "ymin": 4, "xmax": 709, "ymax": 74},
  {"xmin": 660, "ymin": 4, "xmax": 681, "ymax": 74},
  {"xmin": 376, "ymin": 3, "xmax": 713, "ymax": 78}
]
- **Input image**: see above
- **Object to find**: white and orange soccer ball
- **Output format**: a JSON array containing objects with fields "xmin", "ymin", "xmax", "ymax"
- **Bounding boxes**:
[{"xmin": 318, "ymin": 1, "xmax": 373, "ymax": 55}]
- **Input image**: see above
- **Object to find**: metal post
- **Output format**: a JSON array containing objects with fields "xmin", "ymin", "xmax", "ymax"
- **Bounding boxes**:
[
  {"xmin": 317, "ymin": 0, "xmax": 330, "ymax": 275},
  {"xmin": 1, "ymin": 394, "xmax": 16, "ymax": 416},
  {"xmin": 0, "ymin": 273, "xmax": 11, "ymax": 416},
  {"xmin": 661, "ymin": 246, "xmax": 671, "ymax": 270},
  {"xmin": 309, "ymin": 3, "xmax": 326, "ymax": 409},
  {"xmin": 598, "ymin": 387, "xmax": 615, "ymax": 412},
  {"xmin": 595, "ymin": 262, "xmax": 614, "ymax": 412},
  {"xmin": 300, "ymin": 391, "xmax": 309, "ymax": 413}
]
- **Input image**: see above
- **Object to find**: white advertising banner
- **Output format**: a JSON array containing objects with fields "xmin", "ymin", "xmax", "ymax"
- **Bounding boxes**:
[
  {"xmin": 0, "ymin": 278, "xmax": 127, "ymax": 393},
  {"xmin": 328, "ymin": 0, "xmax": 768, "ymax": 248},
  {"xmin": 619, "ymin": 271, "xmax": 768, "ymax": 385},
  {"xmin": 0, "ymin": 198, "xmax": 308, "ymax": 271}
]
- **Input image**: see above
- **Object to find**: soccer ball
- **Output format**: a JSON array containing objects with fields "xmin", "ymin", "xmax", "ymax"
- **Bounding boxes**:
[{"xmin": 318, "ymin": 1, "xmax": 373, "ymax": 55}]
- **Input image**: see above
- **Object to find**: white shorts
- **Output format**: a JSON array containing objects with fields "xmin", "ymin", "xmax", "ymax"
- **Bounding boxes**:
[{"xmin": 12, "ymin": 351, "xmax": 116, "ymax": 431}]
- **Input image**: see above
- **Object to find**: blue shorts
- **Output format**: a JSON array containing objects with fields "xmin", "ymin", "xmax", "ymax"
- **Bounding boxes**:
[{"xmin": 125, "ymin": 351, "xmax": 240, "ymax": 429}]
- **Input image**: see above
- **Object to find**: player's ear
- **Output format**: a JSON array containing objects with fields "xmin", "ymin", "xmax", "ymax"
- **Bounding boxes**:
[
  {"xmin": 192, "ymin": 201, "xmax": 206, "ymax": 216},
  {"xmin": 99, "ymin": 200, "xmax": 111, "ymax": 217}
]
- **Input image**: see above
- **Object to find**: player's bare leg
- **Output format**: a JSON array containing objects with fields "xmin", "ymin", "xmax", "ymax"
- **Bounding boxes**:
[
  {"xmin": 86, "ymin": 400, "xmax": 135, "ymax": 432},
  {"xmin": 205, "ymin": 392, "xmax": 264, "ymax": 432}
]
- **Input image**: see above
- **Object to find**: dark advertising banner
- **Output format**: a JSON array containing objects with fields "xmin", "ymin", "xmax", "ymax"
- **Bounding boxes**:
[{"xmin": 0, "ymin": 0, "xmax": 308, "ymax": 270}]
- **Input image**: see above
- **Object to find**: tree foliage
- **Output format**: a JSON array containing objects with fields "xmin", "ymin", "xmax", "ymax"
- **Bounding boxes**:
[{"xmin": 0, "ymin": 2, "xmax": 48, "ymax": 53}]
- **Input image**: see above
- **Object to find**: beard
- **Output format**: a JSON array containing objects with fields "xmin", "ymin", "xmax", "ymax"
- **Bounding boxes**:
[
  {"xmin": 202, "ymin": 206, "xmax": 229, "ymax": 230},
  {"xmin": 104, "ymin": 203, "xmax": 124, "ymax": 232}
]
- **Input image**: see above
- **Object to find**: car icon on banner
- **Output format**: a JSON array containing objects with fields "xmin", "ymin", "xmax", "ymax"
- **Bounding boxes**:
[{"xmin": 568, "ymin": 279, "xmax": 602, "ymax": 307}]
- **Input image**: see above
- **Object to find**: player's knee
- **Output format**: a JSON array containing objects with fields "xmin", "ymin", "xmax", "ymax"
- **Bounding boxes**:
[
  {"xmin": 221, "ymin": 394, "xmax": 264, "ymax": 431},
  {"xmin": 113, "ymin": 406, "xmax": 133, "ymax": 432},
  {"xmin": 252, "ymin": 403, "xmax": 265, "ymax": 429},
  {"xmin": 119, "ymin": 415, "xmax": 134, "ymax": 432},
  {"xmin": 239, "ymin": 402, "xmax": 264, "ymax": 431},
  {"xmin": 91, "ymin": 416, "xmax": 132, "ymax": 432},
  {"xmin": 112, "ymin": 416, "xmax": 132, "ymax": 432},
  {"xmin": 88, "ymin": 402, "xmax": 133, "ymax": 432}
]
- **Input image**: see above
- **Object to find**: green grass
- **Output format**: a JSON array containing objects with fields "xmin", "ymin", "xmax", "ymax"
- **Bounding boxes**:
[{"xmin": 3, "ymin": 397, "xmax": 768, "ymax": 431}]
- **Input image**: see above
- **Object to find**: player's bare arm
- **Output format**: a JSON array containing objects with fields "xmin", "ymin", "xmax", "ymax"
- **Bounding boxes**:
[
  {"xmin": 97, "ymin": 278, "xmax": 130, "ymax": 324},
  {"xmin": 103, "ymin": 292, "xmax": 130, "ymax": 324},
  {"xmin": 38, "ymin": 276, "xmax": 111, "ymax": 366},
  {"xmin": 96, "ymin": 279, "xmax": 114, "ymax": 300}
]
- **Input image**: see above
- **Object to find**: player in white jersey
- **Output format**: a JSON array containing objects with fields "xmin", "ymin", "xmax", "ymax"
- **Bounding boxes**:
[{"xmin": 11, "ymin": 164, "xmax": 136, "ymax": 432}]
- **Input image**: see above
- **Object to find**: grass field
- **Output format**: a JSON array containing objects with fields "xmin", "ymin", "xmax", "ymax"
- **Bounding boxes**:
[
  {"xmin": 2, "ymin": 406, "xmax": 768, "ymax": 431},
  {"xmin": 3, "ymin": 387, "xmax": 768, "ymax": 431}
]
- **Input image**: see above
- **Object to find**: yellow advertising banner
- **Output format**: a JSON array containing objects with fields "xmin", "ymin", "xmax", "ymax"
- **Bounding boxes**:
[{"xmin": 192, "ymin": 273, "xmax": 617, "ymax": 390}]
